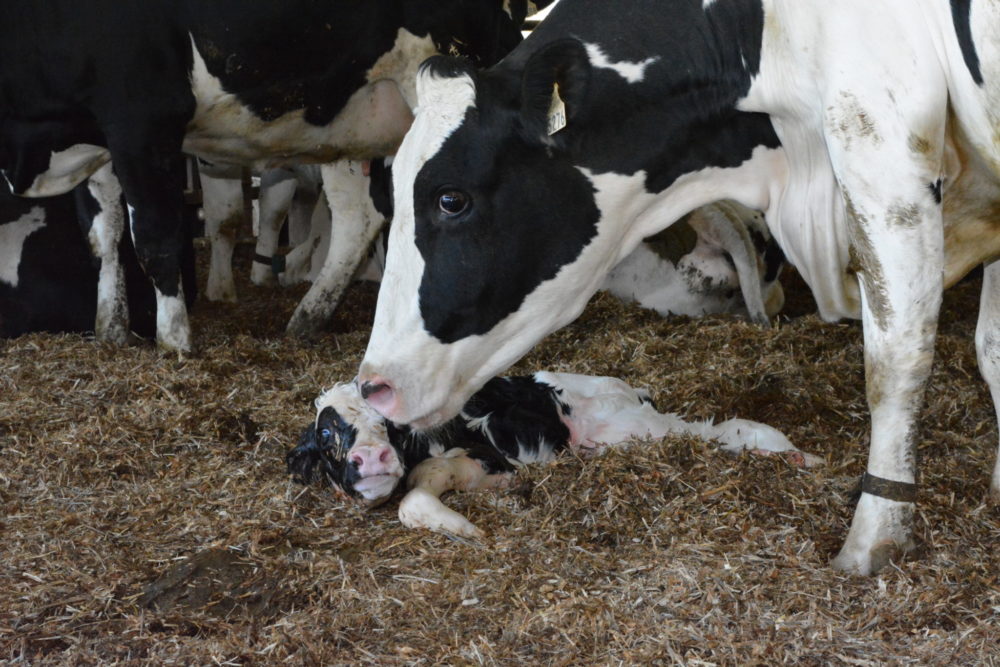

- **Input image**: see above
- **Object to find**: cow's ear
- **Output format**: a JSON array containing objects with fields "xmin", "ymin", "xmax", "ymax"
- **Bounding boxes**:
[
  {"xmin": 506, "ymin": 0, "xmax": 556, "ymax": 23},
  {"xmin": 520, "ymin": 38, "xmax": 591, "ymax": 142}
]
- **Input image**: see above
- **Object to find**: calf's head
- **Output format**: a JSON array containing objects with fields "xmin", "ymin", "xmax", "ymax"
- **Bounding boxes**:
[{"xmin": 286, "ymin": 382, "xmax": 405, "ymax": 506}]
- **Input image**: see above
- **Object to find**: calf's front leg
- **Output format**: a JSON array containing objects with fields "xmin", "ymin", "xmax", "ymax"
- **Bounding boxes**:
[{"xmin": 398, "ymin": 450, "xmax": 511, "ymax": 538}]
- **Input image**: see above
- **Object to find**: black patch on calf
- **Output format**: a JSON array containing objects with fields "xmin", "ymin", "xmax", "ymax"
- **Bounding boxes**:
[
  {"xmin": 950, "ymin": 0, "xmax": 984, "ymax": 86},
  {"xmin": 286, "ymin": 423, "xmax": 339, "ymax": 486},
  {"xmin": 459, "ymin": 376, "xmax": 571, "ymax": 471}
]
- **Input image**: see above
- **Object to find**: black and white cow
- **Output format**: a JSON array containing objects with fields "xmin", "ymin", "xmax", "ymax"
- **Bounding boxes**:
[
  {"xmin": 288, "ymin": 372, "xmax": 818, "ymax": 537},
  {"xmin": 0, "ymin": 0, "xmax": 546, "ymax": 351},
  {"xmin": 0, "ymin": 168, "xmax": 195, "ymax": 338},
  {"xmin": 359, "ymin": 0, "xmax": 1000, "ymax": 573}
]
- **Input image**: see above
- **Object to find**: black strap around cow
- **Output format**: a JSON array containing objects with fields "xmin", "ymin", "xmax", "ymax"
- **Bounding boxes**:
[
  {"xmin": 860, "ymin": 471, "xmax": 918, "ymax": 503},
  {"xmin": 253, "ymin": 253, "xmax": 286, "ymax": 276}
]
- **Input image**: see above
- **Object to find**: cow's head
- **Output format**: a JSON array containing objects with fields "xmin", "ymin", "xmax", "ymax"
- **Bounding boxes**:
[
  {"xmin": 359, "ymin": 21, "xmax": 782, "ymax": 427},
  {"xmin": 286, "ymin": 382, "xmax": 405, "ymax": 506},
  {"xmin": 359, "ymin": 40, "xmax": 638, "ymax": 428}
]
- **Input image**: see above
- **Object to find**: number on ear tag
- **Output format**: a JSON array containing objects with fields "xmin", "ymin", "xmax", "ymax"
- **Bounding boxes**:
[{"xmin": 547, "ymin": 84, "xmax": 567, "ymax": 135}]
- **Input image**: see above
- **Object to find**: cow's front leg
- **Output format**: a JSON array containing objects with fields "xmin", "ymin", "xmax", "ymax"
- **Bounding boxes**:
[
  {"xmin": 976, "ymin": 260, "xmax": 1000, "ymax": 501},
  {"xmin": 828, "ymin": 178, "xmax": 944, "ymax": 574},
  {"xmin": 82, "ymin": 162, "xmax": 129, "ymax": 344},
  {"xmin": 398, "ymin": 450, "xmax": 510, "ymax": 538},
  {"xmin": 286, "ymin": 160, "xmax": 385, "ymax": 338},
  {"xmin": 200, "ymin": 169, "xmax": 243, "ymax": 302},
  {"xmin": 107, "ymin": 119, "xmax": 192, "ymax": 353}
]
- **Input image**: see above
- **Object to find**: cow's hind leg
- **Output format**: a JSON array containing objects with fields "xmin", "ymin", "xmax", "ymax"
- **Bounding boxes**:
[
  {"xmin": 200, "ymin": 170, "xmax": 243, "ymax": 302},
  {"xmin": 83, "ymin": 162, "xmax": 129, "ymax": 344},
  {"xmin": 286, "ymin": 160, "xmax": 385, "ymax": 337},
  {"xmin": 251, "ymin": 168, "xmax": 298, "ymax": 286},
  {"xmin": 976, "ymin": 260, "xmax": 1000, "ymax": 501},
  {"xmin": 106, "ymin": 117, "xmax": 192, "ymax": 353},
  {"xmin": 825, "ymin": 100, "xmax": 947, "ymax": 574}
]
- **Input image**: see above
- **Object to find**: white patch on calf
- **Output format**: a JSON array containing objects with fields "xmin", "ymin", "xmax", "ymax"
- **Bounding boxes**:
[
  {"xmin": 536, "ymin": 370, "xmax": 821, "ymax": 466},
  {"xmin": 583, "ymin": 42, "xmax": 659, "ymax": 84},
  {"xmin": 19, "ymin": 144, "xmax": 110, "ymax": 198},
  {"xmin": 0, "ymin": 207, "xmax": 46, "ymax": 287}
]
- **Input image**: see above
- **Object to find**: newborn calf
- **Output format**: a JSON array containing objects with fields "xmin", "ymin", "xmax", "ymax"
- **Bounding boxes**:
[{"xmin": 287, "ymin": 371, "xmax": 820, "ymax": 538}]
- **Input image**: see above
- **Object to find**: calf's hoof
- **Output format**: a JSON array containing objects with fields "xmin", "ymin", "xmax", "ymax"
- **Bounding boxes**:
[{"xmin": 398, "ymin": 488, "xmax": 485, "ymax": 539}]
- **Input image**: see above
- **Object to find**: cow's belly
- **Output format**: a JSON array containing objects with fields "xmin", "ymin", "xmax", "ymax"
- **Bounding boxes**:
[{"xmin": 184, "ymin": 39, "xmax": 415, "ymax": 168}]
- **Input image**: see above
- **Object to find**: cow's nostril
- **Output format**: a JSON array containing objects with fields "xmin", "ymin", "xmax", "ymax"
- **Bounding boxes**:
[
  {"xmin": 378, "ymin": 448, "xmax": 392, "ymax": 463},
  {"xmin": 350, "ymin": 453, "xmax": 364, "ymax": 468},
  {"xmin": 361, "ymin": 381, "xmax": 390, "ymax": 400}
]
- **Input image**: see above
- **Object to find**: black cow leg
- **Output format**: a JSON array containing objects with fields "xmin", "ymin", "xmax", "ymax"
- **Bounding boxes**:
[{"xmin": 105, "ymin": 121, "xmax": 191, "ymax": 353}]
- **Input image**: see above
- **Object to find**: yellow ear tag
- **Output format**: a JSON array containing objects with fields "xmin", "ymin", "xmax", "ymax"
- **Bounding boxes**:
[{"xmin": 546, "ymin": 84, "xmax": 567, "ymax": 136}]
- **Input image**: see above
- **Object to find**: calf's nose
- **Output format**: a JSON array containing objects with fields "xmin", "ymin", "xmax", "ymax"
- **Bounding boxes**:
[{"xmin": 350, "ymin": 444, "xmax": 397, "ymax": 476}]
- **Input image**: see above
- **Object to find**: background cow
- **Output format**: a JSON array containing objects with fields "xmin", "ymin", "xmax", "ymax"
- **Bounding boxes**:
[
  {"xmin": 0, "ymin": 174, "xmax": 195, "ymax": 338},
  {"xmin": 0, "ymin": 0, "xmax": 547, "ymax": 351},
  {"xmin": 359, "ymin": 0, "xmax": 1000, "ymax": 574}
]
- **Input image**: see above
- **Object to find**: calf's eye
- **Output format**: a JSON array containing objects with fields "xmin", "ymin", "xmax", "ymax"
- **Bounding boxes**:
[
  {"xmin": 438, "ymin": 190, "xmax": 470, "ymax": 216},
  {"xmin": 320, "ymin": 428, "xmax": 332, "ymax": 440}
]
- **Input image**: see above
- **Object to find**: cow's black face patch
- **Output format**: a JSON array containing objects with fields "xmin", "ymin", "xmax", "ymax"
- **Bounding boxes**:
[{"xmin": 413, "ymin": 82, "xmax": 601, "ymax": 343}]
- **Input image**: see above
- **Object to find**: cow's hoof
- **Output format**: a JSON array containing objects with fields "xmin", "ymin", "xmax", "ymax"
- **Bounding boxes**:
[
  {"xmin": 286, "ymin": 313, "xmax": 325, "ymax": 340},
  {"xmin": 831, "ymin": 494, "xmax": 917, "ymax": 575},
  {"xmin": 250, "ymin": 264, "xmax": 277, "ymax": 287},
  {"xmin": 95, "ymin": 320, "xmax": 130, "ymax": 346},
  {"xmin": 831, "ymin": 538, "xmax": 915, "ymax": 575},
  {"xmin": 205, "ymin": 282, "xmax": 237, "ymax": 303}
]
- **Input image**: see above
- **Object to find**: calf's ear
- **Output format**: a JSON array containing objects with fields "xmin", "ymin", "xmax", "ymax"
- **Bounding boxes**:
[{"xmin": 520, "ymin": 38, "xmax": 591, "ymax": 142}]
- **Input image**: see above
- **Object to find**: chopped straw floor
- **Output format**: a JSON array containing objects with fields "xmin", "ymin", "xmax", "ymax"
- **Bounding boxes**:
[{"xmin": 2, "ymin": 243, "xmax": 999, "ymax": 664}]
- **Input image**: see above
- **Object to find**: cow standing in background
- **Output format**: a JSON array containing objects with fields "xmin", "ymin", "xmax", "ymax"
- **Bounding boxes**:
[
  {"xmin": 0, "ymin": 0, "xmax": 547, "ymax": 351},
  {"xmin": 359, "ymin": 0, "xmax": 1000, "ymax": 574},
  {"xmin": 0, "ymin": 176, "xmax": 195, "ymax": 338}
]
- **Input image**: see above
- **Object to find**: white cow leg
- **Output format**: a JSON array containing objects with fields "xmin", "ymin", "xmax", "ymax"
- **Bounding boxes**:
[
  {"xmin": 397, "ymin": 451, "xmax": 506, "ymax": 537},
  {"xmin": 86, "ymin": 163, "xmax": 129, "ymax": 344},
  {"xmin": 286, "ymin": 160, "xmax": 385, "ymax": 337},
  {"xmin": 976, "ymin": 260, "xmax": 1000, "ymax": 501},
  {"xmin": 154, "ymin": 285, "xmax": 191, "ymax": 354},
  {"xmin": 251, "ymin": 169, "xmax": 297, "ymax": 286},
  {"xmin": 829, "ymin": 197, "xmax": 943, "ymax": 574},
  {"xmin": 279, "ymin": 194, "xmax": 329, "ymax": 286},
  {"xmin": 200, "ymin": 171, "xmax": 243, "ymax": 302}
]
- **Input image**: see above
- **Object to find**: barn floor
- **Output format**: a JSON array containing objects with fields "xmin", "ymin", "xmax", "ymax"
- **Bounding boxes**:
[{"xmin": 2, "ymin": 243, "xmax": 999, "ymax": 665}]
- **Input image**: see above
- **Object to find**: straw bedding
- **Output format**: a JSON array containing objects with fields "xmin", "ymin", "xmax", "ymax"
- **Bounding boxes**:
[{"xmin": 1, "ymin": 243, "xmax": 998, "ymax": 665}]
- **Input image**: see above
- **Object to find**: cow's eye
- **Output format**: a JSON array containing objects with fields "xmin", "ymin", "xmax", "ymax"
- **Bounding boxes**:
[
  {"xmin": 438, "ymin": 190, "xmax": 470, "ymax": 216},
  {"xmin": 319, "ymin": 428, "xmax": 332, "ymax": 440}
]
